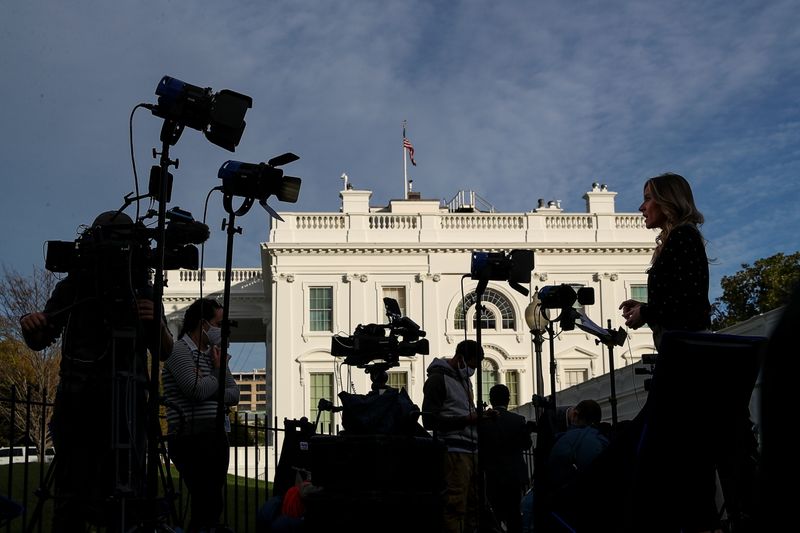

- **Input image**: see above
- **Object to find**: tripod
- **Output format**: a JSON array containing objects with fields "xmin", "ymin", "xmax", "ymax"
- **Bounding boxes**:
[{"xmin": 25, "ymin": 320, "xmax": 178, "ymax": 533}]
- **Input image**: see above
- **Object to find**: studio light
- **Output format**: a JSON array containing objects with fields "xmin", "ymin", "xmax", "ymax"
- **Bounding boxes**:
[
  {"xmin": 470, "ymin": 249, "xmax": 534, "ymax": 296},
  {"xmin": 218, "ymin": 153, "xmax": 302, "ymax": 205},
  {"xmin": 149, "ymin": 75, "xmax": 252, "ymax": 151}
]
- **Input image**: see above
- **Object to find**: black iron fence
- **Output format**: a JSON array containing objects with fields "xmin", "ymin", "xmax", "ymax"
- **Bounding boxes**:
[
  {"xmin": 1, "ymin": 387, "xmax": 281, "ymax": 533},
  {"xmin": 3, "ymin": 388, "xmax": 539, "ymax": 532}
]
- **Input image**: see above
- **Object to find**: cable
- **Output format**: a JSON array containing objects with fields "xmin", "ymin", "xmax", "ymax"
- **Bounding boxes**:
[
  {"xmin": 626, "ymin": 331, "xmax": 649, "ymax": 411},
  {"xmin": 128, "ymin": 104, "xmax": 150, "ymax": 222},
  {"xmin": 199, "ymin": 188, "xmax": 217, "ymax": 301},
  {"xmin": 460, "ymin": 274, "xmax": 469, "ymax": 344}
]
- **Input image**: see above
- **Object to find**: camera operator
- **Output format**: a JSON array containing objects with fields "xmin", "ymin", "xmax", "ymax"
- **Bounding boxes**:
[
  {"xmin": 422, "ymin": 339, "xmax": 482, "ymax": 533},
  {"xmin": 19, "ymin": 211, "xmax": 174, "ymax": 533}
]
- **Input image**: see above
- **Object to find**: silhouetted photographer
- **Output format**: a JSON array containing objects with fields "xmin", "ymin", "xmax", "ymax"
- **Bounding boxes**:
[{"xmin": 20, "ymin": 210, "xmax": 174, "ymax": 532}]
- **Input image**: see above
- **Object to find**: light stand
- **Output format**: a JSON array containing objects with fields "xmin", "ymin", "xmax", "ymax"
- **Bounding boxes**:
[
  {"xmin": 143, "ymin": 126, "xmax": 180, "ymax": 530},
  {"xmin": 214, "ymin": 154, "xmax": 302, "ymax": 433},
  {"xmin": 214, "ymin": 192, "xmax": 253, "ymax": 433},
  {"xmin": 141, "ymin": 75, "xmax": 252, "ymax": 530},
  {"xmin": 524, "ymin": 301, "xmax": 569, "ymax": 533},
  {"xmin": 526, "ymin": 301, "xmax": 559, "ymax": 410},
  {"xmin": 601, "ymin": 321, "xmax": 620, "ymax": 426},
  {"xmin": 546, "ymin": 320, "xmax": 558, "ymax": 413},
  {"xmin": 524, "ymin": 291, "xmax": 558, "ymax": 533},
  {"xmin": 467, "ymin": 249, "xmax": 533, "ymax": 533},
  {"xmin": 471, "ymin": 278, "xmax": 497, "ymax": 533},
  {"xmin": 574, "ymin": 316, "xmax": 626, "ymax": 425},
  {"xmin": 474, "ymin": 279, "xmax": 489, "ymax": 417},
  {"xmin": 606, "ymin": 326, "xmax": 619, "ymax": 425},
  {"xmin": 523, "ymin": 290, "xmax": 548, "ymax": 398}
]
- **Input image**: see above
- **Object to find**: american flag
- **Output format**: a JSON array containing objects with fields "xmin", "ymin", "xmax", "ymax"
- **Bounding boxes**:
[{"xmin": 403, "ymin": 137, "xmax": 417, "ymax": 166}]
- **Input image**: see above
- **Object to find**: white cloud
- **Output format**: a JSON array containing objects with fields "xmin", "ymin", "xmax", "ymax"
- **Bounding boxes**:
[{"xmin": 1, "ymin": 0, "xmax": 798, "ymax": 289}]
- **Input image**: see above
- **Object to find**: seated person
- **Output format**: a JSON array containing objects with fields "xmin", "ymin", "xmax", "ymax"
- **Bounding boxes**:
[
  {"xmin": 527, "ymin": 400, "xmax": 609, "ymax": 531},
  {"xmin": 547, "ymin": 399, "xmax": 609, "ymax": 491}
]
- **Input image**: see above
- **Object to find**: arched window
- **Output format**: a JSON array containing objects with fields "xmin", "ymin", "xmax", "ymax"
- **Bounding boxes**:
[
  {"xmin": 454, "ymin": 289, "xmax": 516, "ymax": 330},
  {"xmin": 474, "ymin": 308, "xmax": 496, "ymax": 330}
]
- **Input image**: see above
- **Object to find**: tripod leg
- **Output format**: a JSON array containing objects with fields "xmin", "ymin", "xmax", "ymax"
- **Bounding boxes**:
[
  {"xmin": 157, "ymin": 432, "xmax": 182, "ymax": 526},
  {"xmin": 24, "ymin": 456, "xmax": 57, "ymax": 533}
]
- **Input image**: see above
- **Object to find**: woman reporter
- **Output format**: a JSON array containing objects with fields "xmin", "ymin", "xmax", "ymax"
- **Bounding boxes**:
[{"xmin": 619, "ymin": 172, "xmax": 711, "ymax": 349}]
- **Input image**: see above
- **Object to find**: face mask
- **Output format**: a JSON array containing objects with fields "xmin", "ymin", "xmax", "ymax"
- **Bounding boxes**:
[
  {"xmin": 205, "ymin": 324, "xmax": 222, "ymax": 347},
  {"xmin": 458, "ymin": 359, "xmax": 476, "ymax": 379}
]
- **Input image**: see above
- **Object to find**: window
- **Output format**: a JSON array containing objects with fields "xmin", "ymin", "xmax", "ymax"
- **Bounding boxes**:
[
  {"xmin": 481, "ymin": 359, "xmax": 499, "ymax": 408},
  {"xmin": 455, "ymin": 289, "xmax": 516, "ymax": 330},
  {"xmin": 630, "ymin": 285, "xmax": 649, "ymax": 328},
  {"xmin": 505, "ymin": 370, "xmax": 520, "ymax": 410},
  {"xmin": 631, "ymin": 284, "xmax": 648, "ymax": 304},
  {"xmin": 564, "ymin": 369, "xmax": 588, "ymax": 388},
  {"xmin": 474, "ymin": 308, "xmax": 496, "ymax": 330},
  {"xmin": 309, "ymin": 287, "xmax": 333, "ymax": 332},
  {"xmin": 387, "ymin": 371, "xmax": 408, "ymax": 392},
  {"xmin": 382, "ymin": 286, "xmax": 407, "ymax": 317},
  {"xmin": 256, "ymin": 384, "xmax": 267, "ymax": 391},
  {"xmin": 310, "ymin": 373, "xmax": 334, "ymax": 434}
]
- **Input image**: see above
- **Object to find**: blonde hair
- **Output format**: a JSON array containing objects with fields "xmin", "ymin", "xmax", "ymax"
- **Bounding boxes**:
[{"xmin": 644, "ymin": 173, "xmax": 704, "ymax": 259}]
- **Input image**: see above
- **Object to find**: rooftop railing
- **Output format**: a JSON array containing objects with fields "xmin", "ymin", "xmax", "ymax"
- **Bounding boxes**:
[{"xmin": 271, "ymin": 210, "xmax": 652, "ymax": 244}]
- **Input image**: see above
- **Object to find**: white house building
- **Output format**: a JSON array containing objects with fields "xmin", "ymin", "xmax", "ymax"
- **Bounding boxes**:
[
  {"xmin": 258, "ymin": 182, "xmax": 658, "ymax": 433},
  {"xmin": 162, "ymin": 182, "xmax": 658, "ymax": 439}
]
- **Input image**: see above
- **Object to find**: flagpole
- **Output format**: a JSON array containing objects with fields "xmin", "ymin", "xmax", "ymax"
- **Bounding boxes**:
[{"xmin": 402, "ymin": 120, "xmax": 408, "ymax": 199}]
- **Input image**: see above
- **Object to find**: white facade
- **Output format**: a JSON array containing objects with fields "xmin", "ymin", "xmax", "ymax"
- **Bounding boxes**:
[{"xmin": 261, "ymin": 184, "xmax": 658, "ymax": 431}]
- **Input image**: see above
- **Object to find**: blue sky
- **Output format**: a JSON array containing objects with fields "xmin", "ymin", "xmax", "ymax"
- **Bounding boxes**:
[{"xmin": 2, "ymin": 1, "xmax": 799, "ymax": 370}]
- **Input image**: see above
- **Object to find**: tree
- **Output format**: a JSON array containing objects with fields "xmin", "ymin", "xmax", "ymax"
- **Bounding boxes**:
[
  {"xmin": 712, "ymin": 252, "xmax": 800, "ymax": 330},
  {"xmin": 0, "ymin": 266, "xmax": 61, "ymax": 448}
]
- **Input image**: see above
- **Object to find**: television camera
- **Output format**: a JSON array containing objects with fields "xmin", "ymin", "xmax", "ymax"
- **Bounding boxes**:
[
  {"xmin": 44, "ymin": 206, "xmax": 209, "ymax": 282},
  {"xmin": 325, "ymin": 298, "xmax": 431, "ymax": 442},
  {"xmin": 330, "ymin": 297, "xmax": 429, "ymax": 371}
]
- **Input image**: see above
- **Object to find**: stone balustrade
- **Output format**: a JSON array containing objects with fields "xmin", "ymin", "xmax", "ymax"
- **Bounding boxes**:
[
  {"xmin": 164, "ymin": 268, "xmax": 263, "ymax": 294},
  {"xmin": 270, "ymin": 211, "xmax": 654, "ymax": 245}
]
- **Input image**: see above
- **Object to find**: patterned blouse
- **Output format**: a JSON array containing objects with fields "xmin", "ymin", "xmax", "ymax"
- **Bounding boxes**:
[
  {"xmin": 161, "ymin": 335, "xmax": 239, "ymax": 435},
  {"xmin": 640, "ymin": 224, "xmax": 711, "ymax": 332}
]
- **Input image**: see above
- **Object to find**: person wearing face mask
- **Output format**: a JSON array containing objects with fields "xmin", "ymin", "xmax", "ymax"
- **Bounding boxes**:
[
  {"xmin": 161, "ymin": 297, "xmax": 240, "ymax": 533},
  {"xmin": 422, "ymin": 339, "xmax": 482, "ymax": 533}
]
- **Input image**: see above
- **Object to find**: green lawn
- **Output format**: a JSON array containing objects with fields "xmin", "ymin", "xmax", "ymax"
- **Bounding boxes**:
[{"xmin": 1, "ymin": 463, "xmax": 270, "ymax": 533}]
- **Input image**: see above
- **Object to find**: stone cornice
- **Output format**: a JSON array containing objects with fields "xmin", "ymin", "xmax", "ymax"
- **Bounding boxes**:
[
  {"xmin": 163, "ymin": 295, "xmax": 265, "ymax": 302},
  {"xmin": 262, "ymin": 244, "xmax": 655, "ymax": 255}
]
